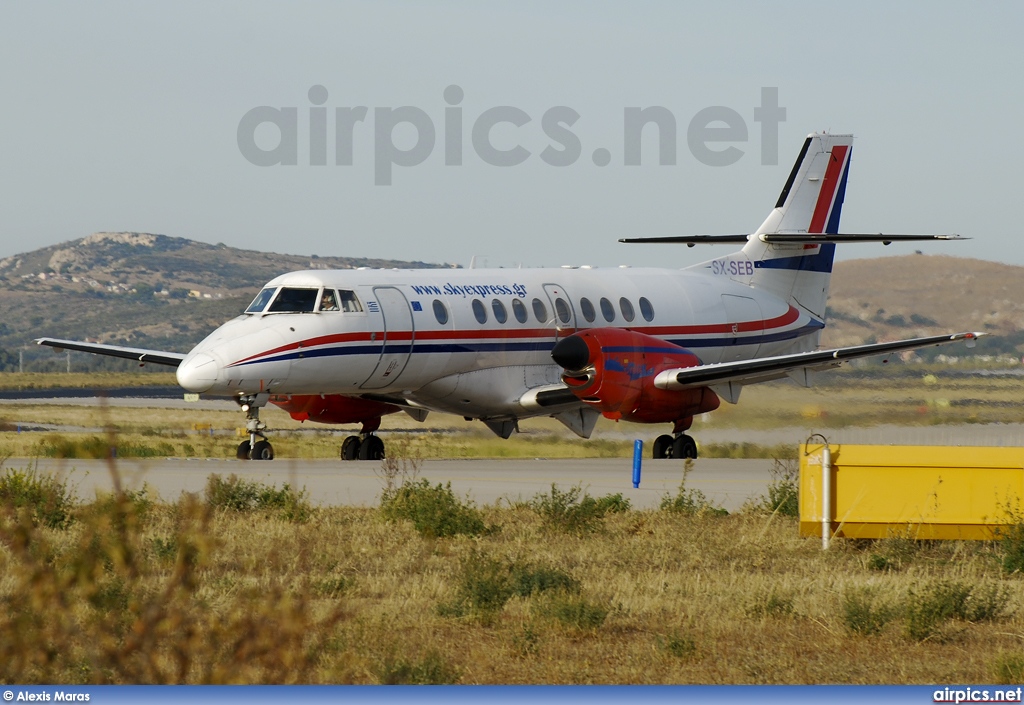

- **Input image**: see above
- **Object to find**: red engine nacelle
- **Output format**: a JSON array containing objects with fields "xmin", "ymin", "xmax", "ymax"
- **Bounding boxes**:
[
  {"xmin": 269, "ymin": 394, "xmax": 400, "ymax": 433},
  {"xmin": 551, "ymin": 328, "xmax": 720, "ymax": 426}
]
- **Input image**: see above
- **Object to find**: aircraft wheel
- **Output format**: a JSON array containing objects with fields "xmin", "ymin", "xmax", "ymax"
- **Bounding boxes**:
[
  {"xmin": 672, "ymin": 435, "xmax": 698, "ymax": 459},
  {"xmin": 236, "ymin": 441, "xmax": 252, "ymax": 460},
  {"xmin": 358, "ymin": 435, "xmax": 385, "ymax": 461},
  {"xmin": 252, "ymin": 440, "xmax": 275, "ymax": 461},
  {"xmin": 341, "ymin": 435, "xmax": 361, "ymax": 461},
  {"xmin": 652, "ymin": 434, "xmax": 674, "ymax": 459}
]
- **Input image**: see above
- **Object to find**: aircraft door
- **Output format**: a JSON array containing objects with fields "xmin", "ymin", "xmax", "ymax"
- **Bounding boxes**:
[
  {"xmin": 720, "ymin": 294, "xmax": 763, "ymax": 362},
  {"xmin": 360, "ymin": 287, "xmax": 415, "ymax": 390},
  {"xmin": 542, "ymin": 283, "xmax": 576, "ymax": 340}
]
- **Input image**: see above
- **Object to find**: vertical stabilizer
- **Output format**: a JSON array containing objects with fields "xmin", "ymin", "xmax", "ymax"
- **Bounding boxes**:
[{"xmin": 743, "ymin": 133, "xmax": 853, "ymax": 321}]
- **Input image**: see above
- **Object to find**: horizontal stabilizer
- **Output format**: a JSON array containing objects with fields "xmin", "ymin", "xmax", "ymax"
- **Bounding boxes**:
[
  {"xmin": 35, "ymin": 338, "xmax": 185, "ymax": 368},
  {"xmin": 654, "ymin": 332, "xmax": 982, "ymax": 391},
  {"xmin": 620, "ymin": 233, "xmax": 966, "ymax": 247}
]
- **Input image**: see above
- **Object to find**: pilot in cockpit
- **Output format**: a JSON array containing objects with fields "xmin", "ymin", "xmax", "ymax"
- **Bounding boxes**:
[{"xmin": 319, "ymin": 290, "xmax": 340, "ymax": 312}]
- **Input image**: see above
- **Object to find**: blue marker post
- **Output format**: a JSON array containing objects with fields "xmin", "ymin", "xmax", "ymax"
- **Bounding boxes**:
[{"xmin": 632, "ymin": 439, "xmax": 643, "ymax": 488}]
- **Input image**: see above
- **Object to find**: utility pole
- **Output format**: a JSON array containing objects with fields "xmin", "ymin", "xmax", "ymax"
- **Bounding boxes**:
[
  {"xmin": 66, "ymin": 350, "xmax": 71, "ymax": 374},
  {"xmin": 19, "ymin": 349, "xmax": 23, "ymax": 374}
]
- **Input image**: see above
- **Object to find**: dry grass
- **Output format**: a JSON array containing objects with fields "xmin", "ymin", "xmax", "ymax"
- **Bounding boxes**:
[{"xmin": 2, "ymin": 461, "xmax": 1024, "ymax": 684}]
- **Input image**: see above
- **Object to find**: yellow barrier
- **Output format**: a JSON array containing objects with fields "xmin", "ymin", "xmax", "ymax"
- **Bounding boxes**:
[{"xmin": 799, "ymin": 444, "xmax": 1024, "ymax": 540}]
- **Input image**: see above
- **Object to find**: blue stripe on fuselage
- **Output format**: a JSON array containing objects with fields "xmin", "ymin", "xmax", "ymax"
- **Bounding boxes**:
[{"xmin": 230, "ymin": 321, "xmax": 824, "ymax": 367}]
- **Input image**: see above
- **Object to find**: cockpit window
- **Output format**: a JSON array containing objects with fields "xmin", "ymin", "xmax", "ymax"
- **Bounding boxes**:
[
  {"xmin": 339, "ymin": 290, "xmax": 363, "ymax": 313},
  {"xmin": 268, "ymin": 287, "xmax": 319, "ymax": 313},
  {"xmin": 245, "ymin": 287, "xmax": 277, "ymax": 314},
  {"xmin": 319, "ymin": 289, "xmax": 340, "ymax": 311}
]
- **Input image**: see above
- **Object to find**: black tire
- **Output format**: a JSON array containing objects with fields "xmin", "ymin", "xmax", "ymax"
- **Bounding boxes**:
[
  {"xmin": 358, "ymin": 435, "xmax": 385, "ymax": 461},
  {"xmin": 236, "ymin": 440, "xmax": 252, "ymax": 460},
  {"xmin": 341, "ymin": 435, "xmax": 361, "ymax": 461},
  {"xmin": 251, "ymin": 440, "xmax": 275, "ymax": 461},
  {"xmin": 652, "ymin": 434, "xmax": 674, "ymax": 459},
  {"xmin": 672, "ymin": 434, "xmax": 698, "ymax": 459}
]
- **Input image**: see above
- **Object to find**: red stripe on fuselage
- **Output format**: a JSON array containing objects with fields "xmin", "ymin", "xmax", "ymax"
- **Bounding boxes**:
[
  {"xmin": 228, "ymin": 305, "xmax": 803, "ymax": 366},
  {"xmin": 808, "ymin": 144, "xmax": 848, "ymax": 234}
]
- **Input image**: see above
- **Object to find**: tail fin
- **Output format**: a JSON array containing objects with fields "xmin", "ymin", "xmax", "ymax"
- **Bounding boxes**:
[{"xmin": 743, "ymin": 132, "xmax": 853, "ymax": 320}]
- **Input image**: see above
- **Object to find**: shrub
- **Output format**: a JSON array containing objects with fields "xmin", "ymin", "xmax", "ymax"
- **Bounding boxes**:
[
  {"xmin": 441, "ymin": 553, "xmax": 580, "ymax": 617},
  {"xmin": 842, "ymin": 586, "xmax": 895, "ymax": 636},
  {"xmin": 0, "ymin": 465, "xmax": 74, "ymax": 529},
  {"xmin": 529, "ymin": 484, "xmax": 624, "ymax": 534},
  {"xmin": 534, "ymin": 594, "xmax": 609, "ymax": 630},
  {"xmin": 746, "ymin": 587, "xmax": 796, "ymax": 618},
  {"xmin": 761, "ymin": 458, "xmax": 799, "ymax": 517},
  {"xmin": 204, "ymin": 474, "xmax": 311, "ymax": 522},
  {"xmin": 379, "ymin": 479, "xmax": 487, "ymax": 538},
  {"xmin": 994, "ymin": 653, "xmax": 1024, "ymax": 684},
  {"xmin": 375, "ymin": 650, "xmax": 460, "ymax": 685},
  {"xmin": 903, "ymin": 580, "xmax": 1008, "ymax": 641},
  {"xmin": 660, "ymin": 460, "xmax": 728, "ymax": 516},
  {"xmin": 659, "ymin": 631, "xmax": 698, "ymax": 659}
]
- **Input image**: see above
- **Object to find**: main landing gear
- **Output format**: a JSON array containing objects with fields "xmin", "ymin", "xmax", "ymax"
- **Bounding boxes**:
[
  {"xmin": 235, "ymin": 393, "xmax": 274, "ymax": 461},
  {"xmin": 652, "ymin": 433, "xmax": 698, "ymax": 460},
  {"xmin": 340, "ymin": 434, "xmax": 385, "ymax": 461}
]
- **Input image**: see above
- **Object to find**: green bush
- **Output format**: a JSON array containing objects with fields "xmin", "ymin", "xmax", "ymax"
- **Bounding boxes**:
[
  {"xmin": 904, "ymin": 580, "xmax": 1008, "ymax": 641},
  {"xmin": 761, "ymin": 458, "xmax": 799, "ymax": 517},
  {"xmin": 529, "ymin": 484, "xmax": 625, "ymax": 534},
  {"xmin": 994, "ymin": 653, "xmax": 1024, "ymax": 684},
  {"xmin": 375, "ymin": 650, "xmax": 460, "ymax": 684},
  {"xmin": 841, "ymin": 586, "xmax": 895, "ymax": 636},
  {"xmin": 379, "ymin": 479, "xmax": 487, "ymax": 538},
  {"xmin": 441, "ymin": 553, "xmax": 580, "ymax": 617},
  {"xmin": 204, "ymin": 474, "xmax": 311, "ymax": 522},
  {"xmin": 999, "ymin": 516, "xmax": 1024, "ymax": 575},
  {"xmin": 0, "ymin": 466, "xmax": 74, "ymax": 529},
  {"xmin": 534, "ymin": 594, "xmax": 608, "ymax": 630},
  {"xmin": 660, "ymin": 460, "xmax": 728, "ymax": 517}
]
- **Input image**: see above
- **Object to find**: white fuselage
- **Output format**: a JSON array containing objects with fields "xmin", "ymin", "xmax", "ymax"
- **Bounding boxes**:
[{"xmin": 175, "ymin": 265, "xmax": 821, "ymax": 421}]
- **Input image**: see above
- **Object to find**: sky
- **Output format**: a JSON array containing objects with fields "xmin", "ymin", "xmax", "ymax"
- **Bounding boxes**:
[{"xmin": 1, "ymin": 1, "xmax": 1022, "ymax": 270}]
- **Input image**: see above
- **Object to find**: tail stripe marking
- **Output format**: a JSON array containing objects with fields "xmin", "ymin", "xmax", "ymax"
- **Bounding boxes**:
[{"xmin": 808, "ymin": 145, "xmax": 849, "ymax": 234}]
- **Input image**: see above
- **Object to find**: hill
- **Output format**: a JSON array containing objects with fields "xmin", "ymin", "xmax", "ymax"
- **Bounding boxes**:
[
  {"xmin": 822, "ymin": 253, "xmax": 1024, "ymax": 358},
  {"xmin": 3, "ymin": 235, "xmax": 1021, "ymax": 371},
  {"xmin": 1, "ymin": 232, "xmax": 454, "ymax": 371}
]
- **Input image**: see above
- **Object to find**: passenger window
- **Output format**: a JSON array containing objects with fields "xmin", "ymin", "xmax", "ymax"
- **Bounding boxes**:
[
  {"xmin": 339, "ymin": 290, "xmax": 363, "ymax": 313},
  {"xmin": 319, "ymin": 289, "xmax": 340, "ymax": 311},
  {"xmin": 433, "ymin": 299, "xmax": 449, "ymax": 325},
  {"xmin": 580, "ymin": 297, "xmax": 596, "ymax": 323},
  {"xmin": 492, "ymin": 299, "xmax": 508, "ymax": 324},
  {"xmin": 532, "ymin": 298, "xmax": 548, "ymax": 323},
  {"xmin": 620, "ymin": 297, "xmax": 635, "ymax": 322},
  {"xmin": 555, "ymin": 298, "xmax": 571, "ymax": 324},
  {"xmin": 639, "ymin": 297, "xmax": 655, "ymax": 322},
  {"xmin": 472, "ymin": 299, "xmax": 488, "ymax": 324},
  {"xmin": 268, "ymin": 287, "xmax": 318, "ymax": 313},
  {"xmin": 245, "ymin": 287, "xmax": 276, "ymax": 314},
  {"xmin": 512, "ymin": 298, "xmax": 528, "ymax": 323},
  {"xmin": 600, "ymin": 297, "xmax": 615, "ymax": 322}
]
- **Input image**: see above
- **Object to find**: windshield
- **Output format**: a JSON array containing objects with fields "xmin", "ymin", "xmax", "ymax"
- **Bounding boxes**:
[
  {"xmin": 267, "ymin": 287, "xmax": 319, "ymax": 313},
  {"xmin": 245, "ymin": 287, "xmax": 277, "ymax": 314}
]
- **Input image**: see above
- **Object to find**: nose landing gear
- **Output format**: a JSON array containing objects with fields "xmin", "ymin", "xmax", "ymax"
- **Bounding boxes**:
[{"xmin": 235, "ymin": 393, "xmax": 274, "ymax": 460}]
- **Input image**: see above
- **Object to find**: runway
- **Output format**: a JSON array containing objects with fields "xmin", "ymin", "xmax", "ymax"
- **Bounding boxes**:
[{"xmin": 20, "ymin": 456, "xmax": 779, "ymax": 512}]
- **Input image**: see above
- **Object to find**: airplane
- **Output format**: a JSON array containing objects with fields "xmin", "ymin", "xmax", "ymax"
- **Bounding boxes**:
[{"xmin": 37, "ymin": 132, "xmax": 980, "ymax": 461}]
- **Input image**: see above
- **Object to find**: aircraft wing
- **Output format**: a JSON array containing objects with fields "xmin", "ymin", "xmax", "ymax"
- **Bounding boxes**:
[
  {"xmin": 653, "ymin": 332, "xmax": 981, "ymax": 401},
  {"xmin": 36, "ymin": 338, "xmax": 185, "ymax": 368},
  {"xmin": 620, "ymin": 233, "xmax": 966, "ymax": 247}
]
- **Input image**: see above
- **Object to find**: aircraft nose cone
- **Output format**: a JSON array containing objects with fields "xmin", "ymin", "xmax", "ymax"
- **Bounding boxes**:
[
  {"xmin": 176, "ymin": 353, "xmax": 219, "ymax": 393},
  {"xmin": 551, "ymin": 335, "xmax": 591, "ymax": 371}
]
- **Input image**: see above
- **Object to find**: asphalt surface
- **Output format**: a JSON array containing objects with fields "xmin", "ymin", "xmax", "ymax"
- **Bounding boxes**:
[{"xmin": 22, "ymin": 456, "xmax": 774, "ymax": 512}]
